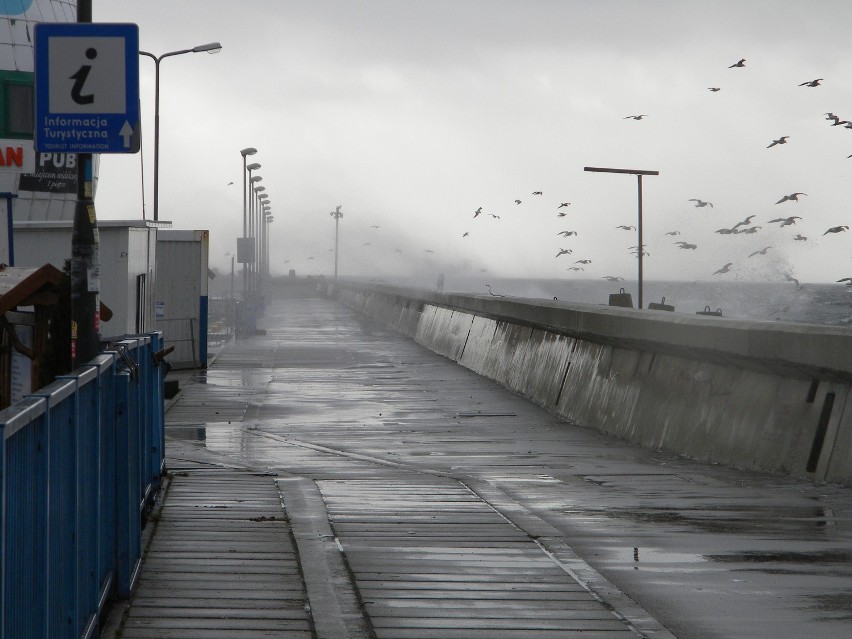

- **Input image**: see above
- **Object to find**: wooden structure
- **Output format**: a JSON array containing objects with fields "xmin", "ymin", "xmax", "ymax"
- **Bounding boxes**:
[{"xmin": 0, "ymin": 264, "xmax": 112, "ymax": 408}]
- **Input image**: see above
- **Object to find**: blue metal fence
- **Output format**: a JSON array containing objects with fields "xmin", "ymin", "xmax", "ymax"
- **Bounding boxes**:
[{"xmin": 0, "ymin": 332, "xmax": 165, "ymax": 639}]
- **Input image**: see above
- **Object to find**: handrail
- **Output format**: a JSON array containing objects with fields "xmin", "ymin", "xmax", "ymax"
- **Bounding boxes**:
[{"xmin": 0, "ymin": 331, "xmax": 165, "ymax": 639}]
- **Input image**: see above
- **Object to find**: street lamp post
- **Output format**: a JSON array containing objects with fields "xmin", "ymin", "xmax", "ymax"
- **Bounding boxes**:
[
  {"xmin": 139, "ymin": 42, "xmax": 221, "ymax": 221},
  {"xmin": 330, "ymin": 205, "xmax": 343, "ymax": 279},
  {"xmin": 253, "ymin": 185, "xmax": 266, "ymax": 294},
  {"xmin": 243, "ymin": 162, "xmax": 260, "ymax": 294},
  {"xmin": 584, "ymin": 166, "xmax": 659, "ymax": 309}
]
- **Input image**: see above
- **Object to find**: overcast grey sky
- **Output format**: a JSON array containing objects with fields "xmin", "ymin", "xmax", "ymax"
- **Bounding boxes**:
[{"xmin": 95, "ymin": 1, "xmax": 851, "ymax": 284}]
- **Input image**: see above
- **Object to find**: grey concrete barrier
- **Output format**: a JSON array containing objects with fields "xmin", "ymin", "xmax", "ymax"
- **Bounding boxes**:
[{"xmin": 330, "ymin": 280, "xmax": 852, "ymax": 485}]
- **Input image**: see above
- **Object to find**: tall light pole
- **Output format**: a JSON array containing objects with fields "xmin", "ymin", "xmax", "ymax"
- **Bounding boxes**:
[
  {"xmin": 584, "ymin": 166, "xmax": 659, "ymax": 309},
  {"xmin": 264, "ymin": 213, "xmax": 273, "ymax": 288},
  {"xmin": 252, "ymin": 183, "xmax": 265, "ymax": 293},
  {"xmin": 243, "ymin": 162, "xmax": 260, "ymax": 294},
  {"xmin": 255, "ymin": 188, "xmax": 268, "ymax": 293},
  {"xmin": 330, "ymin": 205, "xmax": 343, "ymax": 279},
  {"xmin": 139, "ymin": 42, "xmax": 222, "ymax": 221}
]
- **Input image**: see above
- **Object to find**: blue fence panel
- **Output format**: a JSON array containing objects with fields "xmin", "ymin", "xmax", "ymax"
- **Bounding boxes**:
[
  {"xmin": 1, "ymin": 397, "xmax": 49, "ymax": 638},
  {"xmin": 0, "ymin": 333, "xmax": 165, "ymax": 639}
]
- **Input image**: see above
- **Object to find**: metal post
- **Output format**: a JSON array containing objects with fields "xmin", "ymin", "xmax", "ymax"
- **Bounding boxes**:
[
  {"xmin": 584, "ymin": 166, "xmax": 658, "ymax": 310},
  {"xmin": 1, "ymin": 193, "xmax": 17, "ymax": 265},
  {"xmin": 72, "ymin": 0, "xmax": 100, "ymax": 367},
  {"xmin": 330, "ymin": 205, "xmax": 343, "ymax": 279},
  {"xmin": 637, "ymin": 174, "xmax": 644, "ymax": 310}
]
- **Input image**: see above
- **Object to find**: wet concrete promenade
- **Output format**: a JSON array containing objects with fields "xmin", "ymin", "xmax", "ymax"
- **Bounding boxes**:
[{"xmin": 106, "ymin": 298, "xmax": 851, "ymax": 639}]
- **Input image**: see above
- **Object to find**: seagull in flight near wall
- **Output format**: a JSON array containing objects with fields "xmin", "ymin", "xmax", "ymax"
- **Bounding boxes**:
[
  {"xmin": 823, "ymin": 225, "xmax": 849, "ymax": 235},
  {"xmin": 555, "ymin": 248, "xmax": 572, "ymax": 257},
  {"xmin": 616, "ymin": 225, "xmax": 636, "ymax": 231},
  {"xmin": 767, "ymin": 136, "xmax": 789, "ymax": 148},
  {"xmin": 603, "ymin": 276, "xmax": 623, "ymax": 282},
  {"xmin": 714, "ymin": 262, "xmax": 734, "ymax": 275},
  {"xmin": 674, "ymin": 241, "xmax": 698, "ymax": 249},
  {"xmin": 665, "ymin": 230, "xmax": 681, "ymax": 236},
  {"xmin": 748, "ymin": 246, "xmax": 773, "ymax": 257},
  {"xmin": 729, "ymin": 58, "xmax": 746, "ymax": 68},
  {"xmin": 775, "ymin": 193, "xmax": 806, "ymax": 204},
  {"xmin": 688, "ymin": 198, "xmax": 713, "ymax": 208},
  {"xmin": 799, "ymin": 78, "xmax": 823, "ymax": 87}
]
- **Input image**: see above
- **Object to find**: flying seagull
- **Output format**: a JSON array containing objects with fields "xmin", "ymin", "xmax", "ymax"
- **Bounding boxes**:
[
  {"xmin": 708, "ymin": 87, "xmax": 721, "ymax": 92},
  {"xmin": 837, "ymin": 277, "xmax": 852, "ymax": 284},
  {"xmin": 715, "ymin": 227, "xmax": 737, "ymax": 235},
  {"xmin": 674, "ymin": 241, "xmax": 698, "ymax": 249},
  {"xmin": 767, "ymin": 136, "xmax": 789, "ymax": 148},
  {"xmin": 793, "ymin": 234, "xmax": 807, "ymax": 241},
  {"xmin": 557, "ymin": 202, "xmax": 571, "ymax": 208},
  {"xmin": 738, "ymin": 226, "xmax": 761, "ymax": 234},
  {"xmin": 768, "ymin": 216, "xmax": 801, "ymax": 226},
  {"xmin": 775, "ymin": 192, "xmax": 806, "ymax": 204},
  {"xmin": 799, "ymin": 78, "xmax": 823, "ymax": 87},
  {"xmin": 557, "ymin": 230, "xmax": 578, "ymax": 237},
  {"xmin": 603, "ymin": 276, "xmax": 623, "ymax": 282},
  {"xmin": 823, "ymin": 225, "xmax": 849, "ymax": 235},
  {"xmin": 532, "ymin": 191, "xmax": 542, "ymax": 195},
  {"xmin": 714, "ymin": 262, "xmax": 733, "ymax": 275},
  {"xmin": 227, "ymin": 181, "xmax": 234, "ymax": 185},
  {"xmin": 489, "ymin": 214, "xmax": 501, "ymax": 219},
  {"xmin": 557, "ymin": 211, "xmax": 568, "ymax": 217},
  {"xmin": 616, "ymin": 225, "xmax": 636, "ymax": 231},
  {"xmin": 370, "ymin": 225, "xmax": 381, "ymax": 228},
  {"xmin": 555, "ymin": 248, "xmax": 572, "ymax": 257},
  {"xmin": 567, "ymin": 266, "xmax": 584, "ymax": 271},
  {"xmin": 624, "ymin": 114, "xmax": 648, "ymax": 120},
  {"xmin": 748, "ymin": 246, "xmax": 773, "ymax": 257},
  {"xmin": 729, "ymin": 58, "xmax": 746, "ymax": 68},
  {"xmin": 733, "ymin": 215, "xmax": 756, "ymax": 229},
  {"xmin": 474, "ymin": 207, "xmax": 482, "ymax": 218},
  {"xmin": 515, "ymin": 199, "xmax": 522, "ymax": 205},
  {"xmin": 574, "ymin": 259, "xmax": 592, "ymax": 264},
  {"xmin": 462, "ymin": 232, "xmax": 469, "ymax": 237},
  {"xmin": 665, "ymin": 230, "xmax": 681, "ymax": 236},
  {"xmin": 688, "ymin": 198, "xmax": 713, "ymax": 208}
]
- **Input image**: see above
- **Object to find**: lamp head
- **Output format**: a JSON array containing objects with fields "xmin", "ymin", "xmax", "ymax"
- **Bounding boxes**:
[
  {"xmin": 193, "ymin": 42, "xmax": 222, "ymax": 54},
  {"xmin": 246, "ymin": 162, "xmax": 261, "ymax": 171},
  {"xmin": 250, "ymin": 175, "xmax": 263, "ymax": 183},
  {"xmin": 240, "ymin": 147, "xmax": 257, "ymax": 157}
]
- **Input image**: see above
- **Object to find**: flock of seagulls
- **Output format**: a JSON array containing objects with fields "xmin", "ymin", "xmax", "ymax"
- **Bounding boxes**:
[
  {"xmin": 618, "ymin": 57, "xmax": 850, "ymax": 282},
  {"xmin": 325, "ymin": 54, "xmax": 849, "ymax": 292}
]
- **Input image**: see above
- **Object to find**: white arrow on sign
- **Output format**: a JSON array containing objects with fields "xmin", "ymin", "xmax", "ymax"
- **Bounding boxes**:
[{"xmin": 119, "ymin": 121, "xmax": 134, "ymax": 148}]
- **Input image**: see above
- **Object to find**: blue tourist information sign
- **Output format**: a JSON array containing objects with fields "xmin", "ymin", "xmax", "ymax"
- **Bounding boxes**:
[{"xmin": 33, "ymin": 22, "xmax": 140, "ymax": 153}]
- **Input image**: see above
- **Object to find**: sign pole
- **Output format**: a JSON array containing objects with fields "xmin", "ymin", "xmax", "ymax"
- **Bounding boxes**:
[{"xmin": 72, "ymin": 0, "xmax": 99, "ymax": 367}]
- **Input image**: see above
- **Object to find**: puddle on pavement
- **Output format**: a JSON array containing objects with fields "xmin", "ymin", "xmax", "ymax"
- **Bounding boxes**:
[
  {"xmin": 622, "ymin": 546, "xmax": 707, "ymax": 573},
  {"xmin": 704, "ymin": 549, "xmax": 852, "ymax": 564}
]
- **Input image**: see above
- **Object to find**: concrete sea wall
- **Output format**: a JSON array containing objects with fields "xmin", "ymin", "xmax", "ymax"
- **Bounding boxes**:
[{"xmin": 328, "ymin": 281, "xmax": 852, "ymax": 486}]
